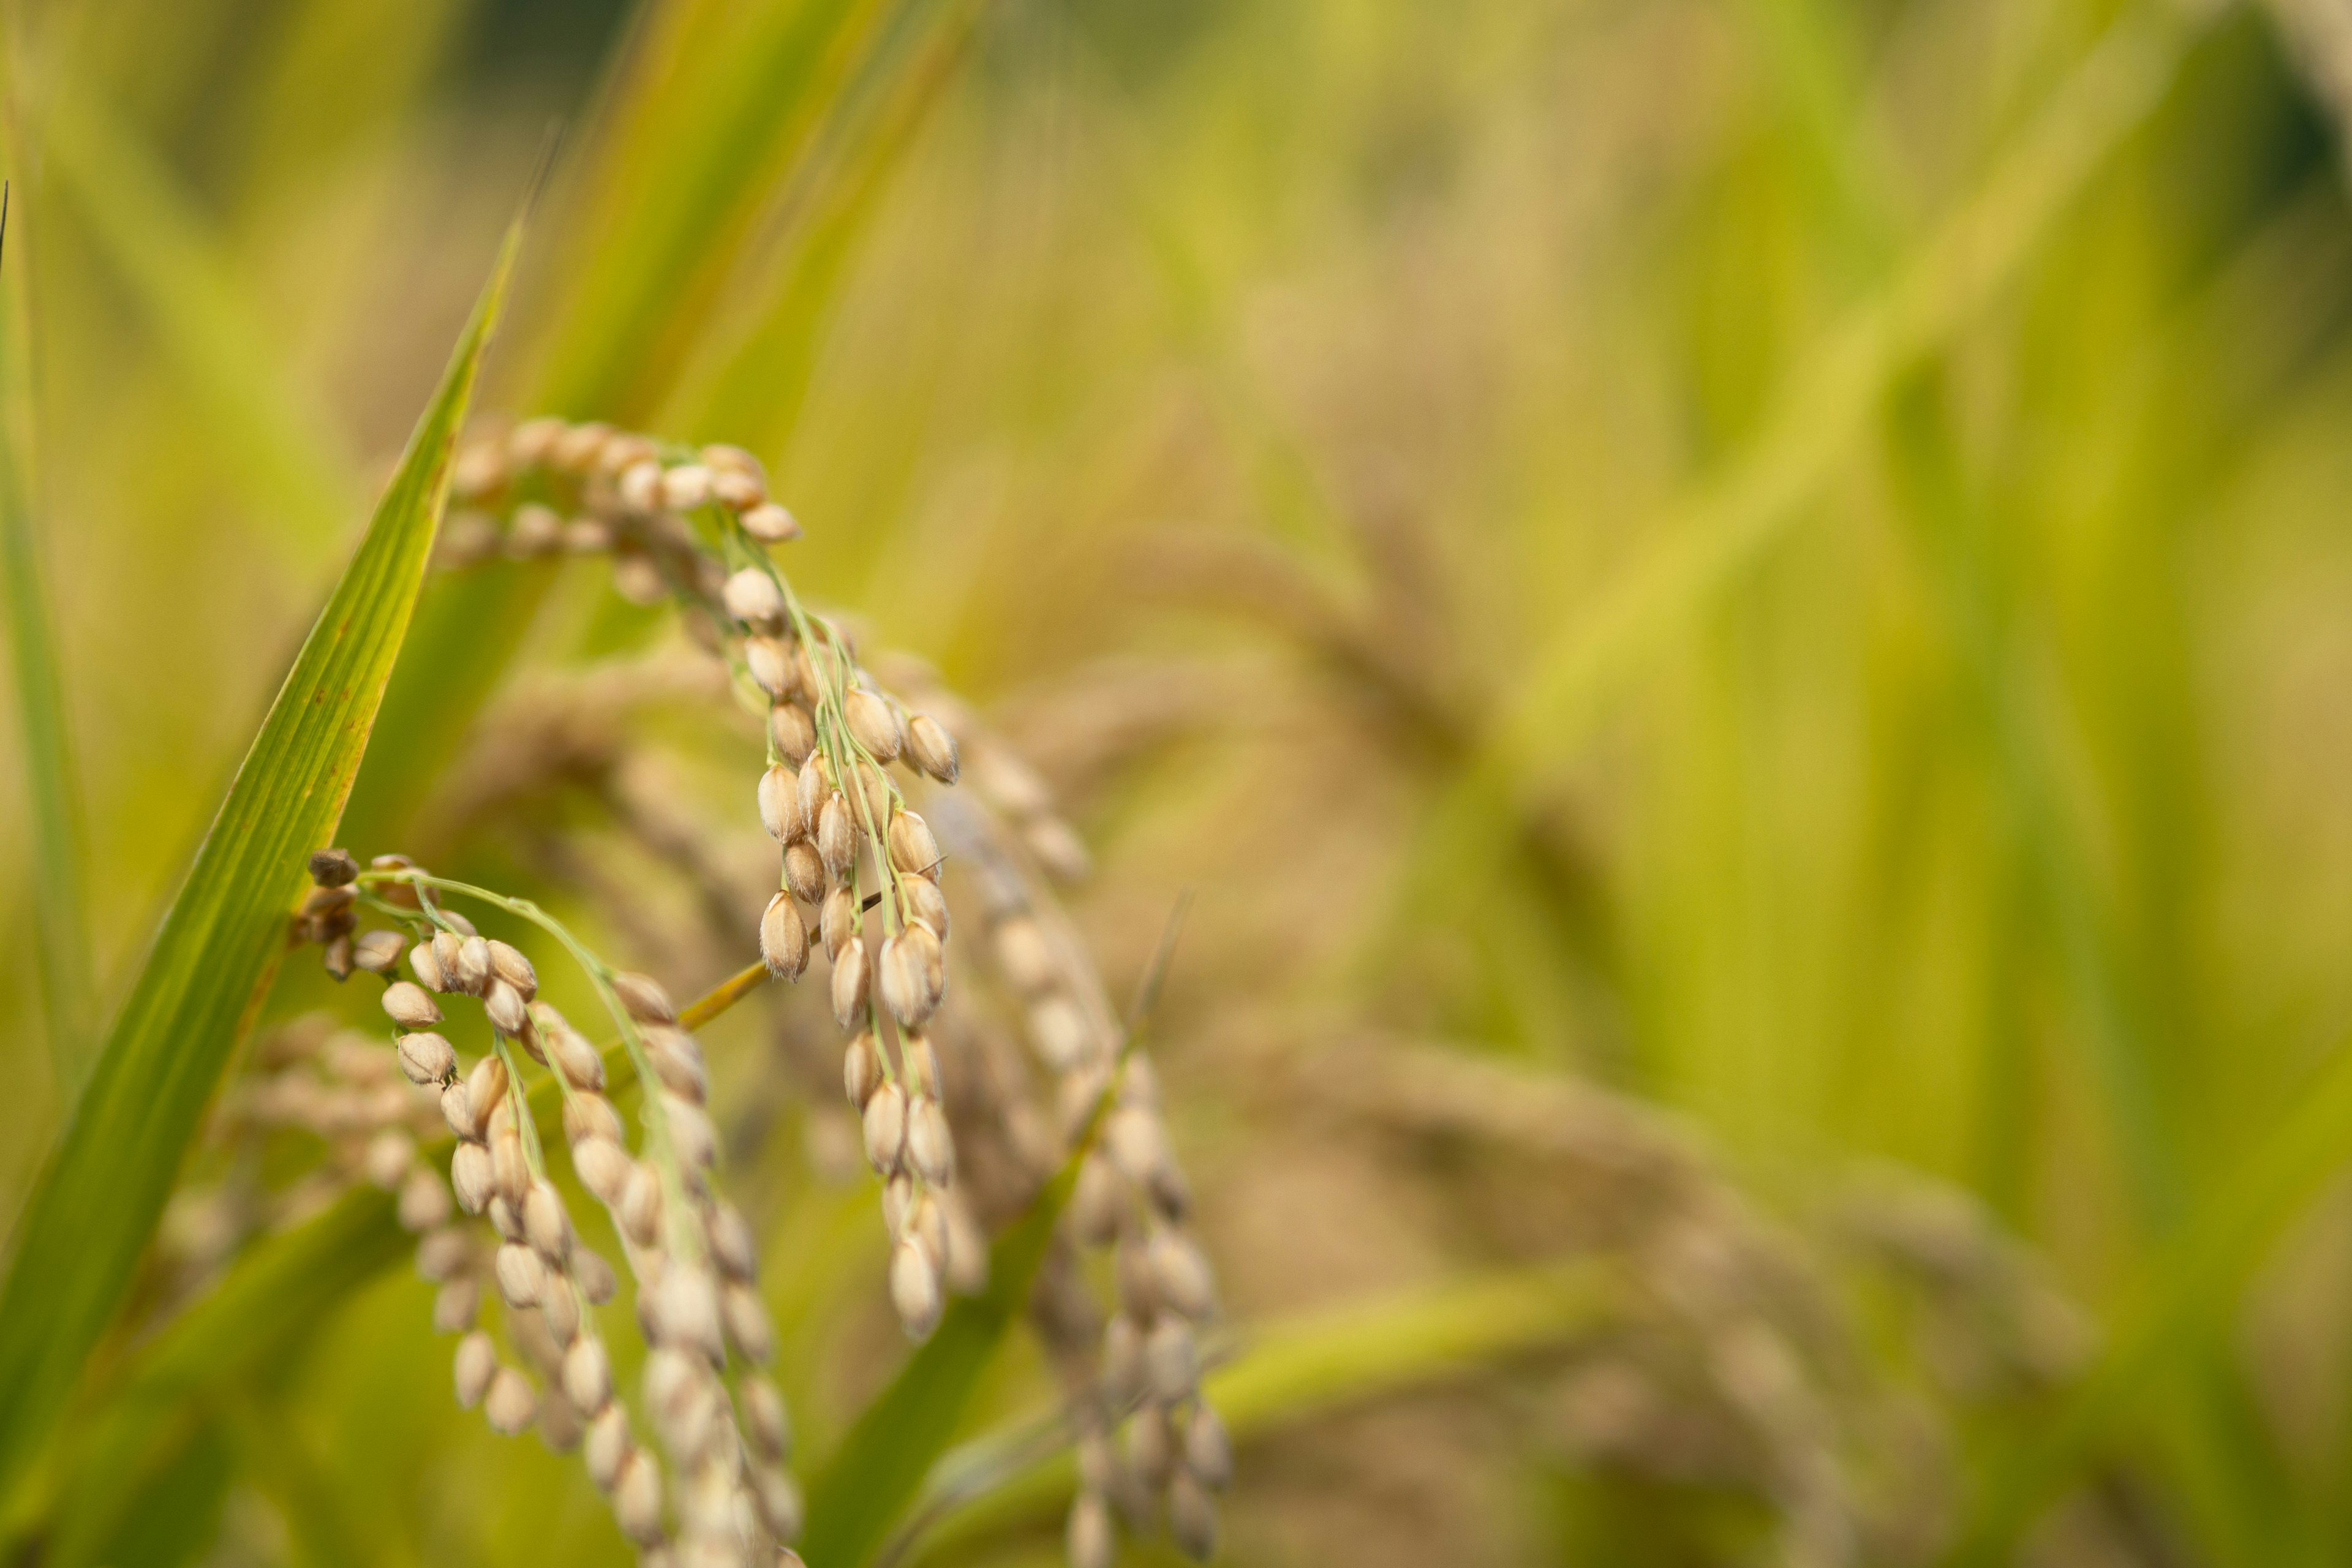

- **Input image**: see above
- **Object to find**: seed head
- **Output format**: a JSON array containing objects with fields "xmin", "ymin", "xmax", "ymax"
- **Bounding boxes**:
[
  {"xmin": 620, "ymin": 1162, "xmax": 664, "ymax": 1248},
  {"xmin": 889, "ymin": 1237, "xmax": 943, "ymax": 1340},
  {"xmin": 761, "ymin": 892, "xmax": 810, "ymax": 981},
  {"xmin": 584, "ymin": 1404, "xmax": 630, "ymax": 1490},
  {"xmin": 397, "ymin": 1031, "xmax": 456, "ymax": 1086},
  {"xmin": 488, "ymin": 940, "xmax": 537, "ymax": 998},
  {"xmin": 433, "ymin": 1277, "xmax": 478, "ymax": 1334},
  {"xmin": 541, "ymin": 1280, "xmax": 581, "ymax": 1348},
  {"xmin": 1067, "ymin": 1491, "xmax": 1114, "ymax": 1568},
  {"xmin": 854, "ymin": 759, "xmax": 892, "ymax": 826},
  {"xmin": 816, "ymin": 794, "xmax": 856, "ymax": 880},
  {"xmin": 1027, "ymin": 816, "xmax": 1092, "ymax": 881},
  {"xmin": 993, "ymin": 918, "xmax": 1057, "ymax": 995},
  {"xmin": 564, "ymin": 1091, "xmax": 624, "ymax": 1147},
  {"xmin": 496, "ymin": 1242, "xmax": 546, "ymax": 1308},
  {"xmin": 442, "ymin": 1082, "xmax": 482, "ymax": 1142},
  {"xmin": 843, "ymin": 1031, "xmax": 884, "ymax": 1108},
  {"xmin": 659, "ymin": 462, "xmax": 715, "ymax": 510},
  {"xmin": 883, "ymin": 1172, "xmax": 914, "ymax": 1238},
  {"xmin": 508, "ymin": 503, "xmax": 562, "ymax": 556},
  {"xmin": 564, "ymin": 1336, "xmax": 613, "ymax": 1414},
  {"xmin": 1185, "ymin": 1403, "xmax": 1232, "ymax": 1489},
  {"xmin": 1102, "ymin": 1315, "xmax": 1144, "ymax": 1405},
  {"xmin": 308, "ymin": 847, "xmax": 360, "ymax": 887},
  {"xmin": 466, "ymin": 1055, "xmax": 511, "ymax": 1130},
  {"xmin": 612, "ymin": 971, "xmax": 677, "ymax": 1024},
  {"xmin": 649, "ymin": 1029, "xmax": 709, "ymax": 1102},
  {"xmin": 902, "ymin": 878, "xmax": 949, "ymax": 942},
  {"xmin": 614, "ymin": 1450, "xmax": 664, "ymax": 1544},
  {"xmin": 844, "ymin": 690, "xmax": 902, "ymax": 763},
  {"xmin": 723, "ymin": 568, "xmax": 786, "ymax": 630},
  {"xmin": 862, "ymin": 1080, "xmax": 907, "ymax": 1173},
  {"xmin": 449, "ymin": 1147, "xmax": 491, "ymax": 1222},
  {"xmin": 743, "ymin": 1379, "xmax": 791, "ymax": 1463},
  {"xmin": 619, "ymin": 460, "xmax": 663, "ymax": 513},
  {"xmin": 907, "ymin": 1191, "xmax": 949, "ymax": 1270},
  {"xmin": 940, "ymin": 1189, "xmax": 989, "ymax": 1295},
  {"xmin": 382, "ymin": 982, "xmax": 441, "ymax": 1030},
  {"xmin": 752, "ymin": 1464, "xmax": 803, "ymax": 1542},
  {"xmin": 576, "ymin": 1248, "xmax": 620, "ymax": 1306},
  {"xmin": 665, "ymin": 1094, "xmax": 718, "ymax": 1169},
  {"xmin": 905, "ymin": 714, "xmax": 959, "ymax": 785},
  {"xmin": 364, "ymin": 1129, "xmax": 415, "ymax": 1189},
  {"xmin": 483, "ymin": 1366, "xmax": 536, "ymax": 1438},
  {"xmin": 492, "ymin": 1125, "xmax": 529, "ymax": 1209},
  {"xmin": 562, "ymin": 518, "xmax": 612, "ymax": 553},
  {"xmin": 431, "ymin": 931, "xmax": 467, "ymax": 992},
  {"xmin": 741, "ymin": 502, "xmax": 801, "ymax": 543},
  {"xmin": 417, "ymin": 1226, "xmax": 472, "ymax": 1283},
  {"xmin": 1150, "ymin": 1230, "xmax": 1217, "ymax": 1320},
  {"xmin": 1031, "ymin": 996, "xmax": 1093, "ymax": 1071},
  {"xmin": 746, "ymin": 635, "xmax": 796, "ymax": 701},
  {"xmin": 409, "ymin": 938, "xmax": 448, "ymax": 993},
  {"xmin": 900, "ymin": 1032, "xmax": 940, "ymax": 1098},
  {"xmin": 507, "ymin": 417, "xmax": 564, "ymax": 466},
  {"xmin": 454, "ymin": 1331, "xmax": 497, "ymax": 1408},
  {"xmin": 1106, "ymin": 1106, "xmax": 1169, "ymax": 1185},
  {"xmin": 655, "ymin": 1264, "xmax": 726, "ymax": 1364},
  {"xmin": 708, "ymin": 1202, "xmax": 758, "ymax": 1280},
  {"xmin": 451, "ymin": 935, "xmax": 489, "ymax": 992},
  {"xmin": 710, "ymin": 468, "xmax": 765, "ymax": 513},
  {"xmin": 820, "ymin": 884, "xmax": 858, "ymax": 959},
  {"xmin": 1168, "ymin": 1469, "xmax": 1218, "ymax": 1561},
  {"xmin": 758, "ymin": 763, "xmax": 804, "ymax": 842},
  {"xmin": 886, "ymin": 810, "xmax": 940, "ymax": 878},
  {"xmin": 1127, "ymin": 1400, "xmax": 1174, "ymax": 1483},
  {"xmin": 551, "ymin": 420, "xmax": 614, "ymax": 472},
  {"xmin": 1071, "ymin": 1154, "xmax": 1123, "ymax": 1246},
  {"xmin": 1145, "ymin": 1317, "xmax": 1197, "ymax": 1403},
  {"xmin": 784, "ymin": 841, "xmax": 826, "ymax": 905},
  {"xmin": 353, "ymin": 929, "xmax": 405, "ymax": 975},
  {"xmin": 547, "ymin": 1018, "xmax": 606, "ymax": 1092},
  {"xmin": 878, "ymin": 933, "xmax": 932, "ymax": 1028},
  {"xmin": 574, "ymin": 1136, "xmax": 632, "ymax": 1205},
  {"xmin": 906, "ymin": 1095, "xmax": 954, "ymax": 1186},
  {"xmin": 484, "ymin": 979, "xmax": 529, "ymax": 1035},
  {"xmin": 399, "ymin": 1166, "xmax": 453, "ymax": 1231},
  {"xmin": 526, "ymin": 1180, "xmax": 573, "ymax": 1262},
  {"xmin": 769, "ymin": 702, "xmax": 818, "ymax": 766},
  {"xmin": 832, "ymin": 937, "xmax": 870, "ymax": 1029},
  {"xmin": 723, "ymin": 1281, "xmax": 775, "ymax": 1364}
]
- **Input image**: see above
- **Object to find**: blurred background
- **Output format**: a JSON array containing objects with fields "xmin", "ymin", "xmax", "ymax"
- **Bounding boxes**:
[{"xmin": 8, "ymin": 0, "xmax": 2352, "ymax": 1562}]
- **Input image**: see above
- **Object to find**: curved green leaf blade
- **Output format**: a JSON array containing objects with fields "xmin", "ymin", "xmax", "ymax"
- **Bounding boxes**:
[
  {"xmin": 801, "ymin": 1162, "xmax": 1076, "ymax": 1568},
  {"xmin": 0, "ymin": 214, "xmax": 522, "ymax": 1502},
  {"xmin": 897, "ymin": 1262, "xmax": 1616, "ymax": 1565}
]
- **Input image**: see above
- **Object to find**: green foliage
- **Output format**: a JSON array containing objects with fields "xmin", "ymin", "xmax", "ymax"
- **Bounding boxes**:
[
  {"xmin": 0, "ymin": 214, "xmax": 519, "ymax": 1505},
  {"xmin": 802, "ymin": 1162, "xmax": 1076, "ymax": 1567}
]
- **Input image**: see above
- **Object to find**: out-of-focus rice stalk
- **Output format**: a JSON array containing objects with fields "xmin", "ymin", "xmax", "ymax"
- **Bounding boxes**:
[{"xmin": 10, "ymin": 0, "xmax": 2352, "ymax": 1563}]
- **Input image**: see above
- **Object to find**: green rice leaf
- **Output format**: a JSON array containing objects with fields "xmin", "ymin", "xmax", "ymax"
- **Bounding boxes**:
[
  {"xmin": 0, "ymin": 172, "xmax": 100, "ymax": 1096},
  {"xmin": 43, "ymin": 85, "xmax": 356, "ymax": 542},
  {"xmin": 800, "ymin": 1158, "xmax": 1077, "ymax": 1568},
  {"xmin": 897, "ymin": 1262, "xmax": 1618, "ymax": 1564},
  {"xmin": 1953, "ymin": 1033, "xmax": 2352, "ymax": 1564},
  {"xmin": 0, "ymin": 212, "xmax": 522, "ymax": 1502}
]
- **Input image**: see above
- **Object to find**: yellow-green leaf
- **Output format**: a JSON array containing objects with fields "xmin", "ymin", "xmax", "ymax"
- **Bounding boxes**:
[{"xmin": 0, "ymin": 212, "xmax": 522, "ymax": 1502}]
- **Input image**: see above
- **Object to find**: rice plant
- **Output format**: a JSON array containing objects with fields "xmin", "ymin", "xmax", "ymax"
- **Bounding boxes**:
[{"xmin": 7, "ymin": 0, "xmax": 2352, "ymax": 1564}]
